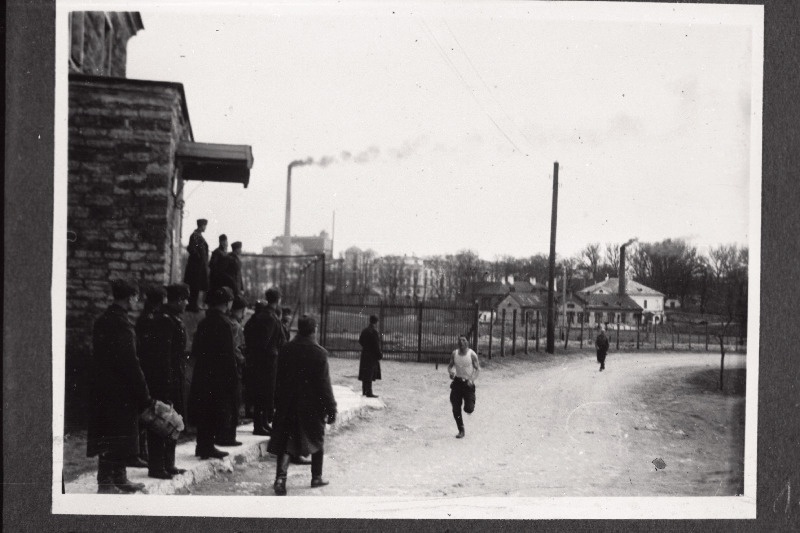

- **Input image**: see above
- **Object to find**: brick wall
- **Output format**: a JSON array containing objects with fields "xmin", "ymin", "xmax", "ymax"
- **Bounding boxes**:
[{"xmin": 66, "ymin": 75, "xmax": 190, "ymax": 406}]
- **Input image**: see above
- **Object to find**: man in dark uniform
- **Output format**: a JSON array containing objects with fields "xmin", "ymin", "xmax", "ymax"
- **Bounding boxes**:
[
  {"xmin": 133, "ymin": 286, "xmax": 167, "ymax": 468},
  {"xmin": 184, "ymin": 219, "xmax": 209, "ymax": 312},
  {"xmin": 87, "ymin": 279, "xmax": 152, "ymax": 494},
  {"xmin": 137, "ymin": 284, "xmax": 190, "ymax": 478},
  {"xmin": 208, "ymin": 234, "xmax": 232, "ymax": 294},
  {"xmin": 243, "ymin": 287, "xmax": 285, "ymax": 436},
  {"xmin": 216, "ymin": 294, "xmax": 247, "ymax": 447},
  {"xmin": 595, "ymin": 327, "xmax": 610, "ymax": 371},
  {"xmin": 268, "ymin": 315, "xmax": 338, "ymax": 495},
  {"xmin": 280, "ymin": 306, "xmax": 293, "ymax": 341},
  {"xmin": 188, "ymin": 287, "xmax": 238, "ymax": 459},
  {"xmin": 227, "ymin": 241, "xmax": 244, "ymax": 296},
  {"xmin": 358, "ymin": 315, "xmax": 383, "ymax": 398},
  {"xmin": 243, "ymin": 299, "xmax": 268, "ymax": 419}
]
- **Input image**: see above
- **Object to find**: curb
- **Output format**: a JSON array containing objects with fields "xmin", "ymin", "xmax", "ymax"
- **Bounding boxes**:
[{"xmin": 66, "ymin": 385, "xmax": 384, "ymax": 495}]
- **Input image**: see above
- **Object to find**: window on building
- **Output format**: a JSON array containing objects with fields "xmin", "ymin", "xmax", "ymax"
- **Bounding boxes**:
[{"xmin": 68, "ymin": 12, "xmax": 84, "ymax": 70}]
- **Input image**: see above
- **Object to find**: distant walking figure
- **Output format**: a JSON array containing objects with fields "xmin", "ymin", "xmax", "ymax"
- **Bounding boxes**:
[
  {"xmin": 183, "ymin": 219, "xmax": 209, "ymax": 312},
  {"xmin": 595, "ymin": 327, "xmax": 609, "ymax": 371},
  {"xmin": 358, "ymin": 315, "xmax": 382, "ymax": 398},
  {"xmin": 447, "ymin": 335, "xmax": 480, "ymax": 439}
]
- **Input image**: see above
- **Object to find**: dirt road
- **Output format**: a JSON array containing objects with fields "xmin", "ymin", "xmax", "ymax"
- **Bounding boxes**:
[{"xmin": 191, "ymin": 350, "xmax": 746, "ymax": 497}]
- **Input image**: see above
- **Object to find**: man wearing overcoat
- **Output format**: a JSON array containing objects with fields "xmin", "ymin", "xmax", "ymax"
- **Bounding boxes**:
[
  {"xmin": 188, "ymin": 287, "xmax": 238, "ymax": 459},
  {"xmin": 358, "ymin": 314, "xmax": 383, "ymax": 398},
  {"xmin": 267, "ymin": 315, "xmax": 338, "ymax": 495},
  {"xmin": 137, "ymin": 284, "xmax": 190, "ymax": 478},
  {"xmin": 243, "ymin": 287, "xmax": 286, "ymax": 435},
  {"xmin": 86, "ymin": 279, "xmax": 152, "ymax": 493},
  {"xmin": 209, "ymin": 234, "xmax": 233, "ymax": 294},
  {"xmin": 227, "ymin": 241, "xmax": 244, "ymax": 295},
  {"xmin": 184, "ymin": 218, "xmax": 209, "ymax": 312}
]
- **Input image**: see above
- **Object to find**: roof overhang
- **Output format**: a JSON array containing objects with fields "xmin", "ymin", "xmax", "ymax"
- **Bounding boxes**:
[{"xmin": 177, "ymin": 141, "xmax": 254, "ymax": 188}]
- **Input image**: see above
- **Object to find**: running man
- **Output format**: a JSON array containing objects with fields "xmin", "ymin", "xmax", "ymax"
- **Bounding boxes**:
[{"xmin": 447, "ymin": 335, "xmax": 480, "ymax": 439}]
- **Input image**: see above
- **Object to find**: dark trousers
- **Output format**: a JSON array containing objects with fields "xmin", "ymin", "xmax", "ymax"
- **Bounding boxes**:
[
  {"xmin": 449, "ymin": 378, "xmax": 476, "ymax": 430},
  {"xmin": 188, "ymin": 284, "xmax": 202, "ymax": 310},
  {"xmin": 196, "ymin": 417, "xmax": 217, "ymax": 453},
  {"xmin": 97, "ymin": 452, "xmax": 132, "ymax": 487},
  {"xmin": 275, "ymin": 451, "xmax": 324, "ymax": 480},
  {"xmin": 596, "ymin": 350, "xmax": 607, "ymax": 365},
  {"xmin": 361, "ymin": 380, "xmax": 373, "ymax": 396}
]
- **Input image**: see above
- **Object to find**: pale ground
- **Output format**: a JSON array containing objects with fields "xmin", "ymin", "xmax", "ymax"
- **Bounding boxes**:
[{"xmin": 189, "ymin": 350, "xmax": 746, "ymax": 497}]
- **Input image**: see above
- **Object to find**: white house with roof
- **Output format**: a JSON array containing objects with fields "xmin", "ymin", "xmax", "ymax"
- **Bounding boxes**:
[{"xmin": 579, "ymin": 275, "xmax": 666, "ymax": 324}]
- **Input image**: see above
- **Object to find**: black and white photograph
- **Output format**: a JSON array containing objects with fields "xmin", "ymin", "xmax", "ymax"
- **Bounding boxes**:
[{"xmin": 51, "ymin": 0, "xmax": 762, "ymax": 520}]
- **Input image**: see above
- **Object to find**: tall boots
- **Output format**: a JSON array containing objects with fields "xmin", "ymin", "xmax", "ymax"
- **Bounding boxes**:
[
  {"xmin": 274, "ymin": 451, "xmax": 329, "ymax": 495},
  {"xmin": 97, "ymin": 455, "xmax": 146, "ymax": 494},
  {"xmin": 362, "ymin": 380, "xmax": 378, "ymax": 398},
  {"xmin": 253, "ymin": 407, "xmax": 272, "ymax": 436},
  {"xmin": 273, "ymin": 453, "xmax": 290, "ymax": 496},
  {"xmin": 164, "ymin": 439, "xmax": 186, "ymax": 476}
]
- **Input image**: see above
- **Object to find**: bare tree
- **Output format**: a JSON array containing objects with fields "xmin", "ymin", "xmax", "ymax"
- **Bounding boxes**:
[
  {"xmin": 604, "ymin": 242, "xmax": 620, "ymax": 273},
  {"xmin": 580, "ymin": 243, "xmax": 602, "ymax": 282}
]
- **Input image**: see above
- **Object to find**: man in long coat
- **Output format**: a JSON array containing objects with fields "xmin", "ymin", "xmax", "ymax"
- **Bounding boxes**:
[
  {"xmin": 595, "ymin": 327, "xmax": 610, "ymax": 371},
  {"xmin": 184, "ymin": 218, "xmax": 209, "ymax": 312},
  {"xmin": 227, "ymin": 241, "xmax": 244, "ymax": 296},
  {"xmin": 87, "ymin": 279, "xmax": 152, "ymax": 493},
  {"xmin": 188, "ymin": 287, "xmax": 238, "ymax": 459},
  {"xmin": 137, "ymin": 284, "xmax": 190, "ymax": 478},
  {"xmin": 208, "ymin": 234, "xmax": 234, "ymax": 294},
  {"xmin": 243, "ymin": 287, "xmax": 285, "ymax": 435},
  {"xmin": 358, "ymin": 314, "xmax": 383, "ymax": 398},
  {"xmin": 267, "ymin": 315, "xmax": 338, "ymax": 495}
]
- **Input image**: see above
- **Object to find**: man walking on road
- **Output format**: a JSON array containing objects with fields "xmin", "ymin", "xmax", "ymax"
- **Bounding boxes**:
[
  {"xmin": 358, "ymin": 314, "xmax": 382, "ymax": 398},
  {"xmin": 268, "ymin": 315, "xmax": 338, "ymax": 496},
  {"xmin": 447, "ymin": 335, "xmax": 480, "ymax": 439},
  {"xmin": 184, "ymin": 219, "xmax": 209, "ymax": 312},
  {"xmin": 87, "ymin": 279, "xmax": 152, "ymax": 493},
  {"xmin": 595, "ymin": 327, "xmax": 609, "ymax": 371}
]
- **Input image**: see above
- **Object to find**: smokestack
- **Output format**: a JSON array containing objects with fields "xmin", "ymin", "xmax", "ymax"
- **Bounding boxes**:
[
  {"xmin": 618, "ymin": 238, "xmax": 637, "ymax": 297},
  {"xmin": 284, "ymin": 158, "xmax": 314, "ymax": 255}
]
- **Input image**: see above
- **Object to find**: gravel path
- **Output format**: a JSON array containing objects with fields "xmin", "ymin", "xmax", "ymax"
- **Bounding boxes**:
[{"xmin": 190, "ymin": 350, "xmax": 746, "ymax": 497}]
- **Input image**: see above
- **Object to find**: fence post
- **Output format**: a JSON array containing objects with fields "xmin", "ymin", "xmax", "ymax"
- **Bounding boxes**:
[
  {"xmin": 671, "ymin": 325, "xmax": 675, "ymax": 350},
  {"xmin": 616, "ymin": 316, "xmax": 620, "ymax": 350},
  {"xmin": 564, "ymin": 318, "xmax": 571, "ymax": 350},
  {"xmin": 488, "ymin": 310, "xmax": 494, "ymax": 360},
  {"xmin": 501, "ymin": 309, "xmax": 506, "ymax": 357},
  {"xmin": 417, "ymin": 301, "xmax": 423, "ymax": 363},
  {"xmin": 319, "ymin": 254, "xmax": 326, "ymax": 340},
  {"xmin": 535, "ymin": 310, "xmax": 540, "ymax": 352},
  {"xmin": 636, "ymin": 314, "xmax": 640, "ymax": 350},
  {"xmin": 705, "ymin": 322, "xmax": 709, "ymax": 351},
  {"xmin": 525, "ymin": 311, "xmax": 529, "ymax": 354},
  {"xmin": 580, "ymin": 315, "xmax": 584, "ymax": 349},
  {"xmin": 512, "ymin": 309, "xmax": 517, "ymax": 355},
  {"xmin": 472, "ymin": 300, "xmax": 479, "ymax": 355},
  {"xmin": 654, "ymin": 323, "xmax": 658, "ymax": 349}
]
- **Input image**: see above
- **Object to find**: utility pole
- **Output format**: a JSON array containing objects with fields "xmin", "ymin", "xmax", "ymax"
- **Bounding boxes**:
[
  {"xmin": 546, "ymin": 161, "xmax": 559, "ymax": 353},
  {"xmin": 562, "ymin": 262, "xmax": 567, "ymax": 330}
]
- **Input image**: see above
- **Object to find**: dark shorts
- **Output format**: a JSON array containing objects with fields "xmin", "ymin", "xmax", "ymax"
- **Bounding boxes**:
[{"xmin": 450, "ymin": 378, "xmax": 476, "ymax": 414}]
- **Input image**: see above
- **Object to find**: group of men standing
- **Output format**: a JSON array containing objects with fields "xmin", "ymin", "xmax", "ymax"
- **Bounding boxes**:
[{"xmin": 183, "ymin": 218, "xmax": 244, "ymax": 311}]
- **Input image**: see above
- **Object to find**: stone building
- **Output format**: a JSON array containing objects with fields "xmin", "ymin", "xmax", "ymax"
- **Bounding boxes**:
[{"xmin": 66, "ymin": 11, "xmax": 253, "ymax": 407}]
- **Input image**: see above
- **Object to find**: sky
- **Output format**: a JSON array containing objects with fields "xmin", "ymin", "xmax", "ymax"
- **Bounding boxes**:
[{"xmin": 113, "ymin": 1, "xmax": 759, "ymax": 260}]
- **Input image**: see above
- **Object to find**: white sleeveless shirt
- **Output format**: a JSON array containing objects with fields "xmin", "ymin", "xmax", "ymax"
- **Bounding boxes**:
[{"xmin": 452, "ymin": 348, "xmax": 477, "ymax": 379}]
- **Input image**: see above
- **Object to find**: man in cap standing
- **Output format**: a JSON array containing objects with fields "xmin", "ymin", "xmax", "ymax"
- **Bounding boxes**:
[
  {"xmin": 227, "ymin": 241, "xmax": 244, "ymax": 296},
  {"xmin": 208, "ymin": 234, "xmax": 232, "ymax": 294},
  {"xmin": 184, "ymin": 219, "xmax": 209, "ymax": 312},
  {"xmin": 358, "ymin": 315, "xmax": 383, "ymax": 398},
  {"xmin": 268, "ymin": 315, "xmax": 337, "ymax": 495},
  {"xmin": 137, "ymin": 284, "xmax": 191, "ymax": 478},
  {"xmin": 86, "ymin": 279, "xmax": 152, "ymax": 493},
  {"xmin": 243, "ymin": 287, "xmax": 285, "ymax": 436},
  {"xmin": 188, "ymin": 287, "xmax": 238, "ymax": 459}
]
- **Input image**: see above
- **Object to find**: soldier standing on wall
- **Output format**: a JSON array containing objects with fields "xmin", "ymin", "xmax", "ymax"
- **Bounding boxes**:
[
  {"xmin": 208, "ymin": 234, "xmax": 231, "ymax": 294},
  {"xmin": 183, "ymin": 219, "xmax": 209, "ymax": 312}
]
